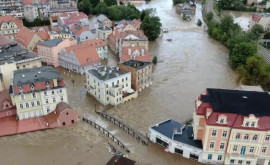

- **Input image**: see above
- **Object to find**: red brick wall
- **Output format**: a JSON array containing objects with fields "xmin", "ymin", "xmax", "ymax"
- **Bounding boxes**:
[{"xmin": 118, "ymin": 64, "xmax": 137, "ymax": 91}]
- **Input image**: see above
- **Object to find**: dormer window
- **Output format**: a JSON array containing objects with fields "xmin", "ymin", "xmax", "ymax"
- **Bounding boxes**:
[
  {"xmin": 31, "ymin": 84, "xmax": 35, "ymax": 90},
  {"xmin": 46, "ymin": 82, "xmax": 50, "ymax": 88},
  {"xmin": 251, "ymin": 122, "xmax": 255, "ymax": 127},
  {"xmin": 217, "ymin": 114, "xmax": 227, "ymax": 124},
  {"xmin": 245, "ymin": 122, "xmax": 249, "ymax": 127},
  {"xmin": 220, "ymin": 118, "xmax": 224, "ymax": 124},
  {"xmin": 242, "ymin": 114, "xmax": 259, "ymax": 128},
  {"xmin": 19, "ymin": 86, "xmax": 23, "ymax": 92}
]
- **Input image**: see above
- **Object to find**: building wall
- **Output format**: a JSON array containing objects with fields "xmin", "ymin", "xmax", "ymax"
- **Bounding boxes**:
[
  {"xmin": 96, "ymin": 45, "xmax": 108, "ymax": 59},
  {"xmin": 97, "ymin": 29, "xmax": 112, "ymax": 40},
  {"xmin": 0, "ymin": 63, "xmax": 17, "ymax": 89},
  {"xmin": 27, "ymin": 34, "xmax": 42, "ymax": 51},
  {"xmin": 259, "ymin": 17, "xmax": 270, "ymax": 31},
  {"xmin": 16, "ymin": 58, "xmax": 42, "ymax": 70},
  {"xmin": 103, "ymin": 19, "xmax": 112, "ymax": 28},
  {"xmin": 122, "ymin": 40, "xmax": 149, "ymax": 51},
  {"xmin": 0, "ymin": 20, "xmax": 20, "ymax": 40}
]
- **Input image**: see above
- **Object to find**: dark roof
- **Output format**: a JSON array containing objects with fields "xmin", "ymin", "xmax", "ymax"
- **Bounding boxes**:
[
  {"xmin": 0, "ymin": 43, "xmax": 39, "ymax": 64},
  {"xmin": 106, "ymin": 155, "xmax": 135, "ymax": 165},
  {"xmin": 151, "ymin": 120, "xmax": 202, "ymax": 149},
  {"xmin": 38, "ymin": 38, "xmax": 63, "ymax": 47},
  {"xmin": 121, "ymin": 60, "xmax": 152, "ymax": 70},
  {"xmin": 201, "ymin": 88, "xmax": 270, "ymax": 117},
  {"xmin": 98, "ymin": 26, "xmax": 112, "ymax": 31},
  {"xmin": 88, "ymin": 66, "xmax": 127, "ymax": 81},
  {"xmin": 13, "ymin": 66, "xmax": 61, "ymax": 86}
]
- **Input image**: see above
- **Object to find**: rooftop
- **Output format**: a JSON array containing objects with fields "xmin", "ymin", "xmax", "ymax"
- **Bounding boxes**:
[
  {"xmin": 38, "ymin": 38, "xmax": 63, "ymax": 47},
  {"xmin": 201, "ymin": 88, "xmax": 270, "ymax": 117},
  {"xmin": 121, "ymin": 60, "xmax": 152, "ymax": 70},
  {"xmin": 88, "ymin": 66, "xmax": 127, "ymax": 81},
  {"xmin": 97, "ymin": 14, "xmax": 108, "ymax": 23},
  {"xmin": 151, "ymin": 119, "xmax": 203, "ymax": 149},
  {"xmin": 13, "ymin": 66, "xmax": 61, "ymax": 86},
  {"xmin": 106, "ymin": 155, "xmax": 136, "ymax": 165},
  {"xmin": 0, "ymin": 43, "xmax": 39, "ymax": 64}
]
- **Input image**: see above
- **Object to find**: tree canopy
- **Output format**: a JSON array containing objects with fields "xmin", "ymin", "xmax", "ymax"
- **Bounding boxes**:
[
  {"xmin": 250, "ymin": 24, "xmax": 264, "ymax": 40},
  {"xmin": 78, "ymin": 0, "xmax": 93, "ymax": 15},
  {"xmin": 106, "ymin": 5, "xmax": 141, "ymax": 20},
  {"xmin": 94, "ymin": 2, "xmax": 108, "ymax": 15},
  {"xmin": 104, "ymin": 0, "xmax": 117, "ymax": 6},
  {"xmin": 141, "ymin": 16, "xmax": 162, "ymax": 41}
]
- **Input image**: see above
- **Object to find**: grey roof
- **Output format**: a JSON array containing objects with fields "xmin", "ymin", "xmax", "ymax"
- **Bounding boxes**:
[
  {"xmin": 88, "ymin": 66, "xmax": 127, "ymax": 81},
  {"xmin": 13, "ymin": 66, "xmax": 62, "ymax": 86},
  {"xmin": 121, "ymin": 60, "xmax": 152, "ymax": 70},
  {"xmin": 38, "ymin": 39, "xmax": 63, "ymax": 47},
  {"xmin": 0, "ymin": 43, "xmax": 40, "ymax": 65},
  {"xmin": 97, "ymin": 14, "xmax": 108, "ymax": 23},
  {"xmin": 151, "ymin": 119, "xmax": 203, "ymax": 149},
  {"xmin": 97, "ymin": 26, "xmax": 112, "ymax": 31}
]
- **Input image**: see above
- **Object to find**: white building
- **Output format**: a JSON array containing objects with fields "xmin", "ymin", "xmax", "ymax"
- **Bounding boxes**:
[
  {"xmin": 85, "ymin": 66, "xmax": 137, "ymax": 106},
  {"xmin": 149, "ymin": 119, "xmax": 203, "ymax": 162},
  {"xmin": 23, "ymin": 3, "xmax": 50, "ymax": 21}
]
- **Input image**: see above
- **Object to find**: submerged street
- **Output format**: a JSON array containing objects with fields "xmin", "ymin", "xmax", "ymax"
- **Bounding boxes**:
[{"xmin": 0, "ymin": 0, "xmax": 238, "ymax": 165}]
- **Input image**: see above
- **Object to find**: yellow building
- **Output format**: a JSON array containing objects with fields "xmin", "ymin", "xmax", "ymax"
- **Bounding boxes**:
[
  {"xmin": 15, "ymin": 27, "xmax": 42, "ymax": 51},
  {"xmin": 11, "ymin": 66, "xmax": 68, "ymax": 120}
]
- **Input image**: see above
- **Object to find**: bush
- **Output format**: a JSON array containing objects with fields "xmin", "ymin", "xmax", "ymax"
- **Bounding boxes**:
[
  {"xmin": 22, "ymin": 18, "xmax": 50, "ymax": 27},
  {"xmin": 152, "ymin": 56, "xmax": 158, "ymax": 64},
  {"xmin": 197, "ymin": 19, "xmax": 202, "ymax": 26}
]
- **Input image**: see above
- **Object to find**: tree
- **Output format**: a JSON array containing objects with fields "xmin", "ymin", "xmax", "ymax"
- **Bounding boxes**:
[
  {"xmin": 237, "ymin": 56, "xmax": 270, "ymax": 88},
  {"xmin": 229, "ymin": 42, "xmax": 257, "ymax": 69},
  {"xmin": 141, "ymin": 16, "xmax": 162, "ymax": 41},
  {"xmin": 205, "ymin": 12, "xmax": 213, "ymax": 22},
  {"xmin": 152, "ymin": 56, "xmax": 158, "ymax": 64},
  {"xmin": 104, "ymin": 0, "xmax": 117, "ymax": 6},
  {"xmin": 94, "ymin": 2, "xmax": 108, "ymax": 15},
  {"xmin": 78, "ymin": 0, "xmax": 93, "ymax": 15},
  {"xmin": 250, "ymin": 24, "xmax": 264, "ymax": 40},
  {"xmin": 90, "ymin": 0, "xmax": 99, "ymax": 7},
  {"xmin": 141, "ymin": 8, "xmax": 156, "ymax": 20},
  {"xmin": 264, "ymin": 32, "xmax": 270, "ymax": 39},
  {"xmin": 197, "ymin": 19, "xmax": 202, "ymax": 26},
  {"xmin": 228, "ymin": 34, "xmax": 250, "ymax": 50},
  {"xmin": 107, "ymin": 5, "xmax": 141, "ymax": 20},
  {"xmin": 220, "ymin": 15, "xmax": 234, "ymax": 34}
]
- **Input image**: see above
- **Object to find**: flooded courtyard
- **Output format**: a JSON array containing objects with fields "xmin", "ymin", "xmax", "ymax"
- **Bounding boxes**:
[{"xmin": 0, "ymin": 0, "xmax": 238, "ymax": 165}]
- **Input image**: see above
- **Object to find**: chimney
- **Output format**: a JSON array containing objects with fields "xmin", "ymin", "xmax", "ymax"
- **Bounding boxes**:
[
  {"xmin": 206, "ymin": 108, "xmax": 212, "ymax": 119},
  {"xmin": 173, "ymin": 128, "xmax": 178, "ymax": 134},
  {"xmin": 128, "ymin": 48, "xmax": 131, "ymax": 55},
  {"xmin": 141, "ymin": 48, "xmax": 144, "ymax": 56},
  {"xmin": 53, "ymin": 78, "xmax": 58, "ymax": 87}
]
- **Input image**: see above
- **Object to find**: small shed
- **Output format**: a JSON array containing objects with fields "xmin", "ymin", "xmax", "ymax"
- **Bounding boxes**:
[{"xmin": 106, "ymin": 155, "xmax": 136, "ymax": 165}]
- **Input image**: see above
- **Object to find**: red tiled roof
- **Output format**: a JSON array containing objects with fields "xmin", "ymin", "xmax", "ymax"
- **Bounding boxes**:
[
  {"xmin": 70, "ymin": 24, "xmax": 89, "ymax": 36},
  {"xmin": 0, "ymin": 16, "xmax": 23, "ymax": 31},
  {"xmin": 84, "ymin": 38, "xmax": 107, "ymax": 47},
  {"xmin": 206, "ymin": 112, "xmax": 238, "ymax": 127},
  {"xmin": 0, "ymin": 33, "xmax": 12, "ymax": 46},
  {"xmin": 31, "ymin": 26, "xmax": 50, "ymax": 32},
  {"xmin": 50, "ymin": 16, "xmax": 58, "ymax": 21},
  {"xmin": 37, "ymin": 31, "xmax": 50, "ymax": 40},
  {"xmin": 22, "ymin": 0, "xmax": 33, "ymax": 5},
  {"xmin": 60, "ymin": 13, "xmax": 69, "ymax": 18},
  {"xmin": 70, "ymin": 12, "xmax": 88, "ymax": 19},
  {"xmin": 121, "ymin": 46, "xmax": 152, "ymax": 63},
  {"xmin": 15, "ymin": 27, "xmax": 37, "ymax": 47},
  {"xmin": 64, "ymin": 19, "xmax": 79, "ymax": 25}
]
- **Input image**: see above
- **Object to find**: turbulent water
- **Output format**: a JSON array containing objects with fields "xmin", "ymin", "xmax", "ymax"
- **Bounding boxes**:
[{"xmin": 0, "ymin": 1, "xmax": 238, "ymax": 165}]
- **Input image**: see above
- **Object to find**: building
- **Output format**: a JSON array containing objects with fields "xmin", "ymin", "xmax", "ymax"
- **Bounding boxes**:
[
  {"xmin": 114, "ymin": 19, "xmax": 141, "ymax": 32},
  {"xmin": 11, "ymin": 66, "xmax": 68, "ymax": 120},
  {"xmin": 37, "ymin": 38, "xmax": 77, "ymax": 67},
  {"xmin": 49, "ymin": 7, "xmax": 78, "ymax": 17},
  {"xmin": 70, "ymin": 24, "xmax": 95, "ymax": 42},
  {"xmin": 119, "ymin": 46, "xmax": 152, "ymax": 63},
  {"xmin": 48, "ymin": 26, "xmax": 73, "ymax": 40},
  {"xmin": 250, "ymin": 13, "xmax": 270, "ymax": 31},
  {"xmin": 49, "ymin": 0, "xmax": 77, "ymax": 9},
  {"xmin": 59, "ymin": 40, "xmax": 103, "ymax": 74},
  {"xmin": 0, "ymin": 35, "xmax": 42, "ymax": 89},
  {"xmin": 50, "ymin": 16, "xmax": 59, "ymax": 29},
  {"xmin": 247, "ymin": 0, "xmax": 262, "ymax": 6},
  {"xmin": 108, "ymin": 30, "xmax": 148, "ymax": 54},
  {"xmin": 97, "ymin": 26, "xmax": 112, "ymax": 40},
  {"xmin": 23, "ymin": 3, "xmax": 50, "ymax": 21},
  {"xmin": 193, "ymin": 88, "xmax": 270, "ymax": 165},
  {"xmin": 84, "ymin": 38, "xmax": 109, "ymax": 59},
  {"xmin": 96, "ymin": 14, "xmax": 112, "ymax": 28},
  {"xmin": 0, "ymin": 90, "xmax": 16, "ymax": 119},
  {"xmin": 106, "ymin": 155, "xmax": 136, "ymax": 165},
  {"xmin": 15, "ymin": 27, "xmax": 43, "ymax": 51},
  {"xmin": 31, "ymin": 26, "xmax": 50, "ymax": 33},
  {"xmin": 149, "ymin": 119, "xmax": 203, "ymax": 161},
  {"xmin": 85, "ymin": 66, "xmax": 137, "ymax": 106},
  {"xmin": 0, "ymin": 16, "xmax": 23, "ymax": 40},
  {"xmin": 119, "ymin": 60, "xmax": 152, "ymax": 91},
  {"xmin": 58, "ymin": 12, "xmax": 89, "ymax": 27}
]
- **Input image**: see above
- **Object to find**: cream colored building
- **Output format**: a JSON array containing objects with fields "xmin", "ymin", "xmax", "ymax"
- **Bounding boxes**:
[
  {"xmin": 250, "ymin": 13, "xmax": 270, "ymax": 31},
  {"xmin": 11, "ymin": 66, "xmax": 68, "ymax": 120},
  {"xmin": 0, "ymin": 16, "xmax": 23, "ymax": 40},
  {"xmin": 85, "ymin": 66, "xmax": 137, "ymax": 106}
]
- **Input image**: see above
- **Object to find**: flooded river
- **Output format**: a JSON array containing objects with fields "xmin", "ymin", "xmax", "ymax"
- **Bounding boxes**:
[{"xmin": 0, "ymin": 0, "xmax": 238, "ymax": 165}]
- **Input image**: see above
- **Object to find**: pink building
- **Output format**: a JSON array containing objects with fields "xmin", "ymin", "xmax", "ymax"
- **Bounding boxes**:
[
  {"xmin": 193, "ymin": 88, "xmax": 270, "ymax": 165},
  {"xmin": 37, "ymin": 38, "xmax": 77, "ymax": 67}
]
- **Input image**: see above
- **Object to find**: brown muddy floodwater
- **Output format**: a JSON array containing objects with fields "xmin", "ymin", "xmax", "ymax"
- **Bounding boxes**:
[{"xmin": 0, "ymin": 0, "xmax": 238, "ymax": 165}]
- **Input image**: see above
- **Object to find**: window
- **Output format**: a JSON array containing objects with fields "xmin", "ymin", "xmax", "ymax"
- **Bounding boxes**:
[
  {"xmin": 20, "ymin": 94, "xmax": 25, "ymax": 100},
  {"xmin": 44, "ymin": 91, "xmax": 47, "ymax": 96},
  {"xmin": 265, "ymin": 135, "xmax": 270, "ymax": 141},
  {"xmin": 220, "ymin": 143, "xmax": 225, "ymax": 150},
  {"xmin": 66, "ymin": 112, "xmax": 69, "ymax": 115},
  {"xmin": 245, "ymin": 122, "xmax": 249, "ymax": 127},
  {"xmin": 51, "ymin": 90, "xmax": 54, "ymax": 95},
  {"xmin": 62, "ymin": 122, "xmax": 65, "ymax": 126},
  {"xmin": 20, "ymin": 104, "xmax": 23, "ymax": 109},
  {"xmin": 240, "ymin": 146, "xmax": 246, "ymax": 155},
  {"xmin": 212, "ymin": 130, "xmax": 217, "ymax": 137},
  {"xmin": 210, "ymin": 142, "xmax": 214, "ymax": 149},
  {"xmin": 31, "ymin": 102, "xmax": 34, "ymax": 107},
  {"xmin": 59, "ymin": 89, "xmax": 62, "ymax": 93},
  {"xmin": 262, "ymin": 147, "xmax": 267, "ymax": 153},
  {"xmin": 222, "ymin": 131, "xmax": 227, "ymax": 138},
  {"xmin": 47, "ymin": 107, "xmax": 50, "ymax": 113},
  {"xmin": 37, "ymin": 101, "xmax": 40, "ymax": 106},
  {"xmin": 244, "ymin": 134, "xmax": 249, "ymax": 140},
  {"xmin": 207, "ymin": 154, "xmax": 212, "ymax": 160},
  {"xmin": 253, "ymin": 135, "xmax": 258, "ymax": 141},
  {"xmin": 32, "ymin": 92, "xmax": 36, "ymax": 98},
  {"xmin": 126, "ymin": 77, "xmax": 128, "ymax": 81},
  {"xmin": 236, "ymin": 133, "xmax": 241, "ymax": 140},
  {"xmin": 220, "ymin": 118, "xmax": 224, "ymax": 124},
  {"xmin": 45, "ymin": 99, "xmax": 49, "ymax": 104},
  {"xmin": 53, "ymin": 98, "xmax": 56, "ymax": 103},
  {"xmin": 60, "ymin": 96, "xmax": 63, "ymax": 101},
  {"xmin": 25, "ymin": 103, "xmax": 29, "ymax": 108},
  {"xmin": 230, "ymin": 159, "xmax": 235, "ymax": 164},
  {"xmin": 217, "ymin": 155, "xmax": 222, "ymax": 161},
  {"xmin": 246, "ymin": 161, "xmax": 251, "ymax": 165},
  {"xmin": 249, "ymin": 147, "xmax": 254, "ymax": 153},
  {"xmin": 238, "ymin": 160, "xmax": 243, "ymax": 165},
  {"xmin": 233, "ymin": 145, "xmax": 238, "ymax": 152},
  {"xmin": 122, "ymin": 78, "xmax": 124, "ymax": 82},
  {"xmin": 251, "ymin": 122, "xmax": 255, "ymax": 127}
]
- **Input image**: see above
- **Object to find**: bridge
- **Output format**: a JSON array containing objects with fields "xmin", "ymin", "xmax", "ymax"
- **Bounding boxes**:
[
  {"xmin": 82, "ymin": 114, "xmax": 130, "ymax": 153},
  {"xmin": 96, "ymin": 111, "xmax": 149, "ymax": 146}
]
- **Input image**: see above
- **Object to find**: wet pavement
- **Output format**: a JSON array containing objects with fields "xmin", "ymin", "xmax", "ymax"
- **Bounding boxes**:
[{"xmin": 0, "ymin": 0, "xmax": 238, "ymax": 165}]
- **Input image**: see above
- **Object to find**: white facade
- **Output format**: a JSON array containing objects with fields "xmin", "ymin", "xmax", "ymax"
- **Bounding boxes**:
[
  {"xmin": 23, "ymin": 4, "xmax": 50, "ymax": 21},
  {"xmin": 86, "ymin": 66, "xmax": 137, "ymax": 106}
]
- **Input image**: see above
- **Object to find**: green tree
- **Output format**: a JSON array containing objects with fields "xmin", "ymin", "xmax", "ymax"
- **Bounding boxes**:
[
  {"xmin": 107, "ymin": 5, "xmax": 141, "ymax": 20},
  {"xmin": 78, "ymin": 0, "xmax": 93, "ymax": 15},
  {"xmin": 94, "ymin": 2, "xmax": 108, "ymax": 15},
  {"xmin": 218, "ymin": 0, "xmax": 244, "ymax": 10},
  {"xmin": 230, "ymin": 42, "xmax": 257, "ymax": 69},
  {"xmin": 90, "ymin": 0, "xmax": 99, "ymax": 7},
  {"xmin": 104, "ymin": 0, "xmax": 117, "ymax": 6},
  {"xmin": 264, "ymin": 32, "xmax": 270, "ymax": 39},
  {"xmin": 141, "ymin": 16, "xmax": 162, "ymax": 41},
  {"xmin": 250, "ymin": 24, "xmax": 264, "ymax": 40},
  {"xmin": 220, "ymin": 15, "xmax": 234, "ymax": 34},
  {"xmin": 205, "ymin": 12, "xmax": 213, "ymax": 22},
  {"xmin": 140, "ymin": 8, "xmax": 156, "ymax": 20},
  {"xmin": 228, "ymin": 34, "xmax": 250, "ymax": 50},
  {"xmin": 238, "ymin": 56, "xmax": 270, "ymax": 88},
  {"xmin": 197, "ymin": 19, "xmax": 202, "ymax": 26},
  {"xmin": 152, "ymin": 56, "xmax": 158, "ymax": 64}
]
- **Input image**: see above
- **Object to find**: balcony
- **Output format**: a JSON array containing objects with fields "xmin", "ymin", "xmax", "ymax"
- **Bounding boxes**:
[{"xmin": 122, "ymin": 89, "xmax": 138, "ymax": 103}]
